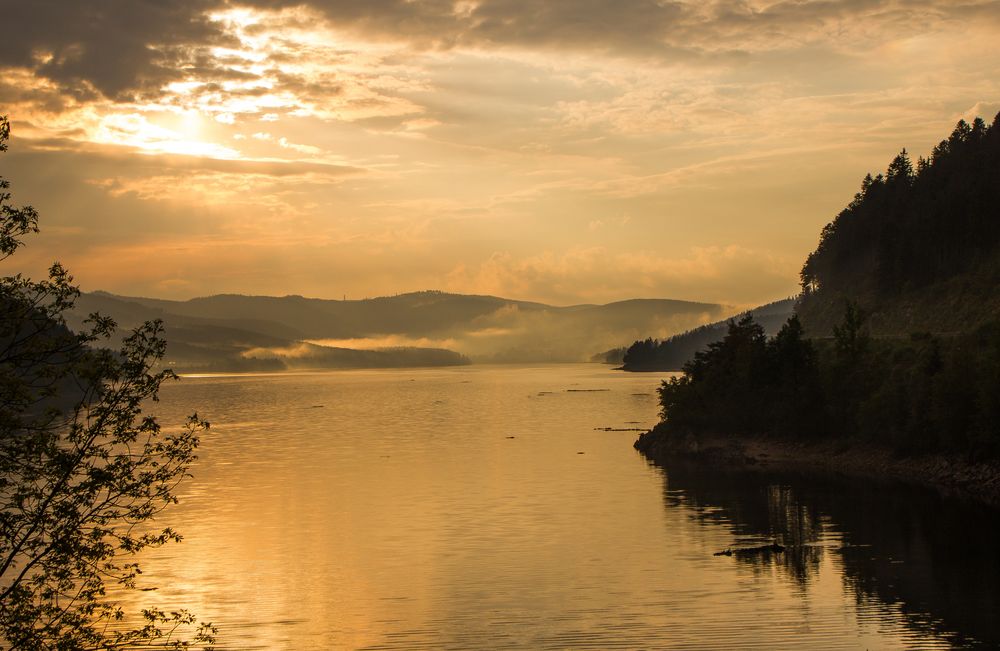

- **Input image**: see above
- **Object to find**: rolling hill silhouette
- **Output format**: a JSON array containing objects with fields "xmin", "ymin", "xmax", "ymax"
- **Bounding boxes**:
[{"xmin": 72, "ymin": 290, "xmax": 725, "ymax": 371}]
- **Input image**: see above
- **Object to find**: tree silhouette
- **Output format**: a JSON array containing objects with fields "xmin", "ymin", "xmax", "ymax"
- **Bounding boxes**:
[
  {"xmin": 0, "ymin": 116, "xmax": 215, "ymax": 649},
  {"xmin": 800, "ymin": 112, "xmax": 1000, "ymax": 300},
  {"xmin": 640, "ymin": 113, "xmax": 1000, "ymax": 462}
]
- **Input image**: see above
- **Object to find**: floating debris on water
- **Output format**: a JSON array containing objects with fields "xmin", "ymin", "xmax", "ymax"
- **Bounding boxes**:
[{"xmin": 714, "ymin": 542, "xmax": 786, "ymax": 557}]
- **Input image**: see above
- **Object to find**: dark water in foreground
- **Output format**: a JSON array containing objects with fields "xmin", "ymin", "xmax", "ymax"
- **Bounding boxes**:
[{"xmin": 128, "ymin": 365, "xmax": 998, "ymax": 649}]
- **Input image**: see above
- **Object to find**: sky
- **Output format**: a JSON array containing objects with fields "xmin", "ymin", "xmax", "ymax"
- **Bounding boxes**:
[{"xmin": 2, "ymin": 0, "xmax": 999, "ymax": 307}]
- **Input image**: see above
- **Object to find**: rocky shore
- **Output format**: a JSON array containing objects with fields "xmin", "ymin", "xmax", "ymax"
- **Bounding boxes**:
[{"xmin": 635, "ymin": 424, "xmax": 1000, "ymax": 508}]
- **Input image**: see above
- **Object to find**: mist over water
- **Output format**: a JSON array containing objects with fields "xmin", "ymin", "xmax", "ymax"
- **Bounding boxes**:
[
  {"xmin": 71, "ymin": 292, "xmax": 728, "ymax": 369},
  {"xmin": 126, "ymin": 365, "xmax": 996, "ymax": 649}
]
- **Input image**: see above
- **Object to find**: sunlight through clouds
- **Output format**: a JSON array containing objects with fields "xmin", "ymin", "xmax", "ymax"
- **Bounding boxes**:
[
  {"xmin": 3, "ymin": 0, "xmax": 1000, "ymax": 304},
  {"xmin": 93, "ymin": 112, "xmax": 240, "ymax": 158}
]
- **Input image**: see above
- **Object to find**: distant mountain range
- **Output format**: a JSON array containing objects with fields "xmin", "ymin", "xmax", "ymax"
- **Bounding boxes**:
[{"xmin": 70, "ymin": 290, "xmax": 726, "ymax": 371}]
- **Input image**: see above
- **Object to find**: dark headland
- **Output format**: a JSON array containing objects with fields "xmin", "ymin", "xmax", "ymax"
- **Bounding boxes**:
[{"xmin": 634, "ymin": 113, "xmax": 1000, "ymax": 507}]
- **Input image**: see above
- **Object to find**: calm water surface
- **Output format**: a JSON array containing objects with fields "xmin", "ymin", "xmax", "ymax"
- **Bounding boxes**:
[{"xmin": 129, "ymin": 364, "xmax": 998, "ymax": 649}]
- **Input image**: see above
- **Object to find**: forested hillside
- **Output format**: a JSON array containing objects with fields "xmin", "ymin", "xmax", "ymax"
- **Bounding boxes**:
[
  {"xmin": 798, "ymin": 113, "xmax": 1000, "ymax": 335},
  {"xmin": 637, "ymin": 114, "xmax": 1000, "ymax": 461},
  {"xmin": 620, "ymin": 298, "xmax": 795, "ymax": 371}
]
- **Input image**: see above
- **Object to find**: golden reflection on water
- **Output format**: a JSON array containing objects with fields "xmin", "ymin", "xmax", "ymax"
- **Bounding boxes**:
[{"xmin": 112, "ymin": 365, "xmax": 987, "ymax": 650}]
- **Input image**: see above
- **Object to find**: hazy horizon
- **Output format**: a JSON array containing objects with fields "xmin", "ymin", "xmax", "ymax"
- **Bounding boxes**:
[
  {"xmin": 4, "ymin": 1, "xmax": 999, "ymax": 306},
  {"xmin": 90, "ymin": 286, "xmax": 748, "ymax": 309},
  {"xmin": 73, "ymin": 290, "xmax": 736, "ymax": 366}
]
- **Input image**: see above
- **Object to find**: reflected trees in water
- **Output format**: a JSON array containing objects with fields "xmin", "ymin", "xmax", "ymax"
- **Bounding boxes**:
[{"xmin": 653, "ymin": 458, "xmax": 1000, "ymax": 648}]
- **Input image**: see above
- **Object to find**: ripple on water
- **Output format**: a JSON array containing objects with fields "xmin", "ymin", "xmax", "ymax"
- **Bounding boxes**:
[{"xmin": 108, "ymin": 365, "xmax": 999, "ymax": 650}]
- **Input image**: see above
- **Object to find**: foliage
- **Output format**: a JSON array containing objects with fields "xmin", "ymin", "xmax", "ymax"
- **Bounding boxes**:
[
  {"xmin": 654, "ymin": 306, "xmax": 1000, "ymax": 459},
  {"xmin": 800, "ymin": 113, "xmax": 1000, "ymax": 300},
  {"xmin": 621, "ymin": 298, "xmax": 795, "ymax": 371},
  {"xmin": 648, "ymin": 113, "xmax": 1000, "ymax": 458},
  {"xmin": 820, "ymin": 318, "xmax": 1000, "ymax": 458},
  {"xmin": 0, "ymin": 116, "xmax": 214, "ymax": 649},
  {"xmin": 589, "ymin": 346, "xmax": 627, "ymax": 365},
  {"xmin": 657, "ymin": 314, "xmax": 822, "ymax": 439},
  {"xmin": 622, "ymin": 337, "xmax": 661, "ymax": 370}
]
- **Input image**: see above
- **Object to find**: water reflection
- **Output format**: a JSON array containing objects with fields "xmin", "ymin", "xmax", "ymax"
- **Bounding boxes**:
[
  {"xmin": 108, "ymin": 367, "xmax": 1000, "ymax": 649},
  {"xmin": 652, "ymin": 457, "xmax": 1000, "ymax": 648}
]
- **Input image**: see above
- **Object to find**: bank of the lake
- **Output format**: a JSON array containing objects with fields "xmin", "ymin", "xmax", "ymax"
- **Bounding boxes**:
[{"xmin": 635, "ymin": 426, "xmax": 1000, "ymax": 508}]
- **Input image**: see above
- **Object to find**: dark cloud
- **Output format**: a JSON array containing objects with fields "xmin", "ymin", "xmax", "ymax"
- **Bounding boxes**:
[
  {"xmin": 241, "ymin": 0, "xmax": 1000, "ymax": 57},
  {"xmin": 268, "ymin": 69, "xmax": 344, "ymax": 103},
  {"xmin": 4, "ymin": 0, "xmax": 999, "ymax": 103},
  {"xmin": 237, "ymin": 0, "xmax": 709, "ymax": 58},
  {"xmin": 0, "ymin": 0, "xmax": 231, "ymax": 100},
  {"xmin": 462, "ymin": 0, "xmax": 689, "ymax": 53}
]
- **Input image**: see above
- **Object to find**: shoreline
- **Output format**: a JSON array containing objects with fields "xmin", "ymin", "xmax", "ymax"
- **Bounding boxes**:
[{"xmin": 634, "ymin": 427, "xmax": 1000, "ymax": 508}]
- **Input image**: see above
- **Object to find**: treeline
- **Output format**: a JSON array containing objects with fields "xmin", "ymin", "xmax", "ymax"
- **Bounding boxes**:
[
  {"xmin": 645, "ymin": 308, "xmax": 1000, "ymax": 459},
  {"xmin": 638, "ymin": 114, "xmax": 1000, "ymax": 460},
  {"xmin": 621, "ymin": 298, "xmax": 794, "ymax": 371},
  {"xmin": 800, "ymin": 113, "xmax": 1000, "ymax": 301},
  {"xmin": 591, "ymin": 346, "xmax": 627, "ymax": 364}
]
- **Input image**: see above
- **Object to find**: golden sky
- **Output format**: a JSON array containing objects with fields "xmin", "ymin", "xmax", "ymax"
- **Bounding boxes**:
[{"xmin": 3, "ymin": 0, "xmax": 999, "ymax": 306}]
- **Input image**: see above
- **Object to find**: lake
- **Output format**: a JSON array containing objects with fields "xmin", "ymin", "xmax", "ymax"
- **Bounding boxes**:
[{"xmin": 128, "ymin": 364, "xmax": 998, "ymax": 649}]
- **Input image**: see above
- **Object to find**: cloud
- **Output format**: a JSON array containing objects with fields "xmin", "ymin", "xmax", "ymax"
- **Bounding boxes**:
[
  {"xmin": 3, "ymin": 4, "xmax": 431, "ymax": 161},
  {"xmin": 9, "ymin": 1, "xmax": 999, "ymax": 106},
  {"xmin": 304, "ymin": 335, "xmax": 459, "ymax": 350},
  {"xmin": 1, "ymin": 1, "xmax": 228, "ymax": 100},
  {"xmin": 232, "ymin": 1, "xmax": 1000, "ymax": 68},
  {"xmin": 235, "ymin": 0, "xmax": 954, "ymax": 59},
  {"xmin": 19, "ymin": 134, "xmax": 359, "ymax": 176},
  {"xmin": 444, "ymin": 246, "xmax": 799, "ymax": 306},
  {"xmin": 304, "ymin": 301, "xmax": 725, "ymax": 363},
  {"xmin": 7, "ymin": 1, "xmax": 998, "ymax": 162},
  {"xmin": 4, "ymin": 0, "xmax": 1000, "ymax": 312}
]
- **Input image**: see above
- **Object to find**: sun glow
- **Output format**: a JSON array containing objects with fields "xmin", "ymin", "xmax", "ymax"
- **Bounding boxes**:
[
  {"xmin": 5, "ymin": 0, "xmax": 1000, "ymax": 307},
  {"xmin": 93, "ymin": 112, "xmax": 240, "ymax": 159},
  {"xmin": 7, "ymin": 3, "xmax": 432, "ymax": 173}
]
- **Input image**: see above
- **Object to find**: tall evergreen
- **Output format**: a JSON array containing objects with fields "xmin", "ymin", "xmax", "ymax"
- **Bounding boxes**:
[
  {"xmin": 799, "ymin": 112, "xmax": 1000, "ymax": 301},
  {"xmin": 640, "ymin": 114, "xmax": 1000, "ymax": 461}
]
